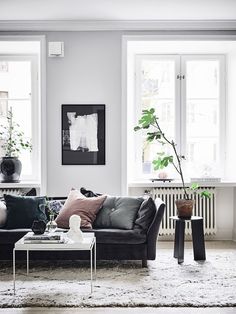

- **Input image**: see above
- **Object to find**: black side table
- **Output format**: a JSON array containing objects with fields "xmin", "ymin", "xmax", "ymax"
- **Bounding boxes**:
[{"xmin": 170, "ymin": 216, "xmax": 206, "ymax": 264}]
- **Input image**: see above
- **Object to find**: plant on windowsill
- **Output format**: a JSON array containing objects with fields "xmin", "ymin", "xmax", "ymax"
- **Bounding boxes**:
[
  {"xmin": 0, "ymin": 107, "xmax": 32, "ymax": 183},
  {"xmin": 134, "ymin": 108, "xmax": 211, "ymax": 218}
]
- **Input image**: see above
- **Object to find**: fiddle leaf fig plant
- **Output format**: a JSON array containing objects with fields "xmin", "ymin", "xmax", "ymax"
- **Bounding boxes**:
[
  {"xmin": 134, "ymin": 108, "xmax": 211, "ymax": 200},
  {"xmin": 0, "ymin": 108, "xmax": 32, "ymax": 157}
]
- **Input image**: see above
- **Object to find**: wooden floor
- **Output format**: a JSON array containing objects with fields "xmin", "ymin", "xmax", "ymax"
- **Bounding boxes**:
[{"xmin": 1, "ymin": 241, "xmax": 235, "ymax": 314}]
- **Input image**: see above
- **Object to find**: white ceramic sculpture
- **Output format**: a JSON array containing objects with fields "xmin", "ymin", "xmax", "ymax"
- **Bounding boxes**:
[{"xmin": 67, "ymin": 214, "xmax": 84, "ymax": 243}]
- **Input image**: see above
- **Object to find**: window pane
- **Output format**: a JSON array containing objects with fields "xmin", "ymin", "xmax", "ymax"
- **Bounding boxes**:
[
  {"xmin": 185, "ymin": 60, "xmax": 220, "ymax": 177},
  {"xmin": 0, "ymin": 61, "xmax": 31, "ymax": 99},
  {"xmin": 0, "ymin": 61, "xmax": 32, "ymax": 177},
  {"xmin": 140, "ymin": 59, "xmax": 176, "ymax": 176}
]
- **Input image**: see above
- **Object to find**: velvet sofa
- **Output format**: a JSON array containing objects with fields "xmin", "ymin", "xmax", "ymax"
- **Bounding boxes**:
[{"xmin": 0, "ymin": 195, "xmax": 165, "ymax": 267}]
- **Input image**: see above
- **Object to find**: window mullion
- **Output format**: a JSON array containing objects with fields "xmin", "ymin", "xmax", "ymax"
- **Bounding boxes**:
[{"xmin": 180, "ymin": 56, "xmax": 187, "ymax": 164}]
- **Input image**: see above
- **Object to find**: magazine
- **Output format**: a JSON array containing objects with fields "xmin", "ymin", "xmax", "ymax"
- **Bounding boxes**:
[{"xmin": 24, "ymin": 232, "xmax": 64, "ymax": 243}]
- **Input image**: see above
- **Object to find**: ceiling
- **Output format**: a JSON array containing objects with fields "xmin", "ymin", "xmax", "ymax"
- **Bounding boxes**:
[{"xmin": 0, "ymin": 0, "xmax": 236, "ymax": 21}]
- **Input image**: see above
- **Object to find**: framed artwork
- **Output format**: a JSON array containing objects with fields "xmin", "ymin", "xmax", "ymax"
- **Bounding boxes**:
[{"xmin": 62, "ymin": 104, "xmax": 105, "ymax": 165}]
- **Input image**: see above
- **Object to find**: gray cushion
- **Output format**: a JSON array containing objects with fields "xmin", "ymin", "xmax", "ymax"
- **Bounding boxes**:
[
  {"xmin": 134, "ymin": 197, "xmax": 157, "ymax": 232},
  {"xmin": 82, "ymin": 228, "xmax": 146, "ymax": 244},
  {"xmin": 94, "ymin": 196, "xmax": 143, "ymax": 230}
]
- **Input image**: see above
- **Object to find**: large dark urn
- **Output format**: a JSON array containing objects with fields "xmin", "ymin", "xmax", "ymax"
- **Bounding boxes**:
[{"xmin": 0, "ymin": 157, "xmax": 22, "ymax": 183}]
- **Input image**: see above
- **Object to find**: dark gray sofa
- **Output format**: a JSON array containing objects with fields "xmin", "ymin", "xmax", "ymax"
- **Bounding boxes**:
[{"xmin": 0, "ymin": 197, "xmax": 165, "ymax": 267}]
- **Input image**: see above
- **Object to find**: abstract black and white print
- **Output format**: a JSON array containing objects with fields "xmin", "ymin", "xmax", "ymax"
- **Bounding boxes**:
[{"xmin": 62, "ymin": 105, "xmax": 105, "ymax": 165}]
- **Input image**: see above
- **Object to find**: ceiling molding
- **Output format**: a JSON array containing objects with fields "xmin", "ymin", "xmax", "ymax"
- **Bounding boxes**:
[{"xmin": 0, "ymin": 19, "xmax": 236, "ymax": 31}]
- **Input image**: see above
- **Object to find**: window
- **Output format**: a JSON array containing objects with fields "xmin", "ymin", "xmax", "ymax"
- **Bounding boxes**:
[
  {"xmin": 133, "ymin": 54, "xmax": 225, "ymax": 180},
  {"xmin": 0, "ymin": 56, "xmax": 39, "ymax": 180}
]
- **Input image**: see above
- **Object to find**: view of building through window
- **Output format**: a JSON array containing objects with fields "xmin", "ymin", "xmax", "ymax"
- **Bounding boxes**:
[
  {"xmin": 0, "ymin": 59, "xmax": 35, "ymax": 178},
  {"xmin": 136, "ymin": 55, "xmax": 223, "ymax": 179}
]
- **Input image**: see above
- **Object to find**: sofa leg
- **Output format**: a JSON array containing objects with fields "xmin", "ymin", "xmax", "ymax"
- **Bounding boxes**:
[{"xmin": 142, "ymin": 259, "xmax": 147, "ymax": 267}]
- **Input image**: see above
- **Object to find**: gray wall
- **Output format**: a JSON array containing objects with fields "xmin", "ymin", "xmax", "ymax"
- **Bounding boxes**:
[{"xmin": 46, "ymin": 32, "xmax": 122, "ymax": 196}]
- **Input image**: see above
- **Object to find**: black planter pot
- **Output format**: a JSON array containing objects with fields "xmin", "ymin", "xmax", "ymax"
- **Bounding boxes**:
[{"xmin": 0, "ymin": 157, "xmax": 22, "ymax": 183}]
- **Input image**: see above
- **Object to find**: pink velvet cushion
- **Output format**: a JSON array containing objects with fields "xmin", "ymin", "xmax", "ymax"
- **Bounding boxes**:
[{"xmin": 55, "ymin": 190, "xmax": 107, "ymax": 229}]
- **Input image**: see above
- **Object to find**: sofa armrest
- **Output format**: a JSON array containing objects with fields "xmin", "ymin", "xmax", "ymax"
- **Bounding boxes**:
[{"xmin": 146, "ymin": 198, "xmax": 165, "ymax": 260}]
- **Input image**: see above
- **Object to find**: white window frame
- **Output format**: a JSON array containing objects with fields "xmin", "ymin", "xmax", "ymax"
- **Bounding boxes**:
[
  {"xmin": 0, "ymin": 54, "xmax": 40, "ymax": 181},
  {"xmin": 133, "ymin": 54, "xmax": 226, "ymax": 180}
]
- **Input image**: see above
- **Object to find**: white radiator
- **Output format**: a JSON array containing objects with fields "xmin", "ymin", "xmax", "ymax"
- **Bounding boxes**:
[
  {"xmin": 151, "ymin": 187, "xmax": 216, "ymax": 235},
  {"xmin": 0, "ymin": 188, "xmax": 22, "ymax": 197}
]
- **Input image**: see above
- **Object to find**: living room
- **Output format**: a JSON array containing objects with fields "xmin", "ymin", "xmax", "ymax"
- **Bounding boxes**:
[{"xmin": 0, "ymin": 0, "xmax": 236, "ymax": 313}]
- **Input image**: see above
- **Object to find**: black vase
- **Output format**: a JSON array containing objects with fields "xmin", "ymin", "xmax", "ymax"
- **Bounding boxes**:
[
  {"xmin": 32, "ymin": 220, "xmax": 46, "ymax": 235},
  {"xmin": 0, "ymin": 157, "xmax": 22, "ymax": 183}
]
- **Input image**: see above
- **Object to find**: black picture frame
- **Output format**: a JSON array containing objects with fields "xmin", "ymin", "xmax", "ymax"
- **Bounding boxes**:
[{"xmin": 62, "ymin": 104, "xmax": 105, "ymax": 165}]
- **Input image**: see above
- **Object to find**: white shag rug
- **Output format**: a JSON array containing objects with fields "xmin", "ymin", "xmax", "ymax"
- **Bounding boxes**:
[{"xmin": 0, "ymin": 249, "xmax": 236, "ymax": 308}]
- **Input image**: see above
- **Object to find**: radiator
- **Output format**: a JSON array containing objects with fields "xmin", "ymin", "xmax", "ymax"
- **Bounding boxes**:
[
  {"xmin": 0, "ymin": 188, "xmax": 26, "ymax": 197},
  {"xmin": 151, "ymin": 187, "xmax": 216, "ymax": 235}
]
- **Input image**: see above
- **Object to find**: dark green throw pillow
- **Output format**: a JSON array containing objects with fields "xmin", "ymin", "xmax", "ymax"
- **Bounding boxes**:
[
  {"xmin": 94, "ymin": 196, "xmax": 143, "ymax": 230},
  {"xmin": 4, "ymin": 194, "xmax": 47, "ymax": 229}
]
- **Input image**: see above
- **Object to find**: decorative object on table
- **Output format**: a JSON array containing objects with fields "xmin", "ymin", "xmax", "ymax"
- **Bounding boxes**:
[
  {"xmin": 31, "ymin": 220, "xmax": 46, "ymax": 235},
  {"xmin": 134, "ymin": 108, "xmax": 211, "ymax": 218},
  {"xmin": 23, "ymin": 232, "xmax": 63, "ymax": 244},
  {"xmin": 39, "ymin": 199, "xmax": 63, "ymax": 232},
  {"xmin": 46, "ymin": 214, "xmax": 57, "ymax": 233},
  {"xmin": 0, "ymin": 107, "xmax": 32, "ymax": 183},
  {"xmin": 66, "ymin": 214, "xmax": 84, "ymax": 243},
  {"xmin": 61, "ymin": 104, "xmax": 105, "ymax": 165}
]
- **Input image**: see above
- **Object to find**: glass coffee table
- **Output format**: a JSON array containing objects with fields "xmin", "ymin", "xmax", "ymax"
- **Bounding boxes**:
[{"xmin": 13, "ymin": 232, "xmax": 96, "ymax": 294}]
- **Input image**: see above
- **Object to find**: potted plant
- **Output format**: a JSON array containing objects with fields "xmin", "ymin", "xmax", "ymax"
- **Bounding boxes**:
[
  {"xmin": 0, "ymin": 108, "xmax": 32, "ymax": 183},
  {"xmin": 134, "ymin": 108, "xmax": 210, "ymax": 218}
]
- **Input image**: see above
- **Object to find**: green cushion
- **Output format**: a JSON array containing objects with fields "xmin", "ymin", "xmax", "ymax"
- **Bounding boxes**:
[
  {"xmin": 4, "ymin": 194, "xmax": 47, "ymax": 229},
  {"xmin": 94, "ymin": 196, "xmax": 143, "ymax": 230}
]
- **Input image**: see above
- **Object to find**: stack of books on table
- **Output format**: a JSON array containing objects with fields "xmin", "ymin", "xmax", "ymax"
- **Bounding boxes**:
[{"xmin": 24, "ymin": 233, "xmax": 65, "ymax": 244}]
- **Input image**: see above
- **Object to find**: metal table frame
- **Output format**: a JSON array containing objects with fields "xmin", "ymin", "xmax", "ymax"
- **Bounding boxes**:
[{"xmin": 13, "ymin": 233, "xmax": 96, "ymax": 294}]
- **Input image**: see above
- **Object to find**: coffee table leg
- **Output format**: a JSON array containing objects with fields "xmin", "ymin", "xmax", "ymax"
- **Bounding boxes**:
[
  {"xmin": 90, "ymin": 248, "xmax": 93, "ymax": 294},
  {"xmin": 27, "ymin": 250, "xmax": 29, "ymax": 275},
  {"xmin": 13, "ymin": 249, "xmax": 15, "ymax": 295},
  {"xmin": 94, "ymin": 238, "xmax": 96, "ymax": 281},
  {"xmin": 178, "ymin": 220, "xmax": 185, "ymax": 264}
]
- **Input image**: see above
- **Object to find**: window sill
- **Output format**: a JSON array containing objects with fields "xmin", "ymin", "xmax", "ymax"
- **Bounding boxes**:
[
  {"xmin": 0, "ymin": 181, "xmax": 41, "ymax": 189},
  {"xmin": 128, "ymin": 180, "xmax": 236, "ymax": 188}
]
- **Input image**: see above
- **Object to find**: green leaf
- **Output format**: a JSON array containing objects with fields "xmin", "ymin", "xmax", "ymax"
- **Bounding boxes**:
[
  {"xmin": 200, "ymin": 191, "xmax": 211, "ymax": 198},
  {"xmin": 134, "ymin": 126, "xmax": 141, "ymax": 131},
  {"xmin": 190, "ymin": 183, "xmax": 199, "ymax": 191}
]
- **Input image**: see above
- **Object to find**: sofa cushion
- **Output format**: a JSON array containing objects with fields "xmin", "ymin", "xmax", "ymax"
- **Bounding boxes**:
[
  {"xmin": 82, "ymin": 228, "xmax": 146, "ymax": 244},
  {"xmin": 134, "ymin": 197, "xmax": 157, "ymax": 232},
  {"xmin": 0, "ymin": 201, "xmax": 7, "ymax": 228},
  {"xmin": 55, "ymin": 189, "xmax": 107, "ymax": 229},
  {"xmin": 4, "ymin": 195, "xmax": 47, "ymax": 229},
  {"xmin": 94, "ymin": 196, "xmax": 144, "ymax": 230}
]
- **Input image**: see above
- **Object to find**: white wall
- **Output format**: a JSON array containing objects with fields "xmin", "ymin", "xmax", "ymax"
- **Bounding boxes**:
[{"xmin": 46, "ymin": 31, "xmax": 122, "ymax": 196}]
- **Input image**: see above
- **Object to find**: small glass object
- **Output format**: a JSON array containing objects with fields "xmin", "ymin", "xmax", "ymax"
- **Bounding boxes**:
[{"xmin": 46, "ymin": 214, "xmax": 57, "ymax": 233}]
